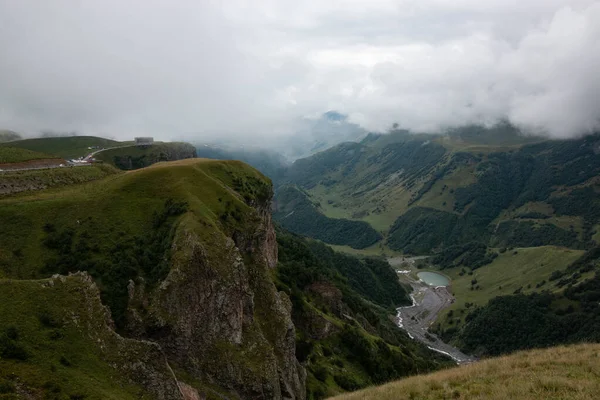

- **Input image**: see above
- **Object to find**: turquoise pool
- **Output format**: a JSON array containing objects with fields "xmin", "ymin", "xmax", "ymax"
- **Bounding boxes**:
[{"xmin": 417, "ymin": 271, "xmax": 450, "ymax": 286}]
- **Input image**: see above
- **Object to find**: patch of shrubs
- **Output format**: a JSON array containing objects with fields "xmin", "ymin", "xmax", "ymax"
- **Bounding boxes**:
[
  {"xmin": 0, "ymin": 326, "xmax": 29, "ymax": 361},
  {"xmin": 333, "ymin": 374, "xmax": 360, "ymax": 391},
  {"xmin": 40, "ymin": 199, "xmax": 188, "ymax": 328}
]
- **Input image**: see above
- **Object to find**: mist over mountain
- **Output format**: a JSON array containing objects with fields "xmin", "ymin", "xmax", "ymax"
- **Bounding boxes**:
[
  {"xmin": 2, "ymin": 1, "xmax": 600, "ymax": 399},
  {"xmin": 274, "ymin": 111, "xmax": 366, "ymax": 160},
  {"xmin": 1, "ymin": 1, "xmax": 599, "ymax": 141}
]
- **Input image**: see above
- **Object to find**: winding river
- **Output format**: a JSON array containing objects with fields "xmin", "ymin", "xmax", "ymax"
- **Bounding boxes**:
[{"xmin": 390, "ymin": 258, "xmax": 476, "ymax": 364}]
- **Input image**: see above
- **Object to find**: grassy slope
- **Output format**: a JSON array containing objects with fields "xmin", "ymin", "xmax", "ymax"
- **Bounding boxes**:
[
  {"xmin": 0, "ymin": 276, "xmax": 156, "ymax": 399},
  {"xmin": 327, "ymin": 243, "xmax": 403, "ymax": 257},
  {"xmin": 497, "ymin": 201, "xmax": 585, "ymax": 239},
  {"xmin": 0, "ymin": 158, "xmax": 267, "ymax": 279},
  {"xmin": 288, "ymin": 132, "xmax": 600, "ymax": 259},
  {"xmin": 331, "ymin": 343, "xmax": 600, "ymax": 400},
  {"xmin": 434, "ymin": 246, "xmax": 585, "ymax": 330},
  {"xmin": 303, "ymin": 134, "xmax": 507, "ymax": 235},
  {"xmin": 1, "ymin": 136, "xmax": 121, "ymax": 159},
  {"xmin": 274, "ymin": 185, "xmax": 382, "ymax": 249},
  {"xmin": 0, "ymin": 158, "xmax": 275, "ymax": 397},
  {"xmin": 0, "ymin": 146, "xmax": 60, "ymax": 163},
  {"xmin": 288, "ymin": 135, "xmax": 522, "ymax": 254},
  {"xmin": 0, "ymin": 164, "xmax": 119, "ymax": 196}
]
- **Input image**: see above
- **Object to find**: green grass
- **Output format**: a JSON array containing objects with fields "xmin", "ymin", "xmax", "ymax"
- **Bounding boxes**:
[
  {"xmin": 0, "ymin": 276, "xmax": 159, "ymax": 399},
  {"xmin": 436, "ymin": 246, "xmax": 585, "ymax": 329},
  {"xmin": 0, "ymin": 158, "xmax": 278, "ymax": 397},
  {"xmin": 1, "ymin": 136, "xmax": 121, "ymax": 159},
  {"xmin": 0, "ymin": 146, "xmax": 59, "ymax": 163},
  {"xmin": 416, "ymin": 165, "xmax": 477, "ymax": 213},
  {"xmin": 327, "ymin": 242, "xmax": 403, "ymax": 258},
  {"xmin": 496, "ymin": 201, "xmax": 584, "ymax": 238},
  {"xmin": 593, "ymin": 225, "xmax": 600, "ymax": 244},
  {"xmin": 305, "ymin": 152, "xmax": 489, "ymax": 234},
  {"xmin": 0, "ymin": 158, "xmax": 269, "ymax": 280},
  {"xmin": 0, "ymin": 164, "xmax": 119, "ymax": 196},
  {"xmin": 311, "ymin": 182, "xmax": 415, "ymax": 233},
  {"xmin": 331, "ymin": 343, "xmax": 600, "ymax": 400}
]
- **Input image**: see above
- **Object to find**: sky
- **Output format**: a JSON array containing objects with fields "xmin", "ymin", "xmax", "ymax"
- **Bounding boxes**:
[{"xmin": 0, "ymin": 0, "xmax": 599, "ymax": 140}]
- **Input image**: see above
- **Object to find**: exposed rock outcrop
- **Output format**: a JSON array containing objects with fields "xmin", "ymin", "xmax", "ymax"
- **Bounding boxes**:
[
  {"xmin": 127, "ymin": 191, "xmax": 305, "ymax": 399},
  {"xmin": 46, "ymin": 272, "xmax": 183, "ymax": 399}
]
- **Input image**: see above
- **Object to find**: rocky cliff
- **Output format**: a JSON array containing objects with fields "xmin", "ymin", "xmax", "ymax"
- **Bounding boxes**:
[
  {"xmin": 127, "ymin": 192, "xmax": 305, "ymax": 399},
  {"xmin": 0, "ymin": 159, "xmax": 305, "ymax": 399},
  {"xmin": 96, "ymin": 142, "xmax": 198, "ymax": 170}
]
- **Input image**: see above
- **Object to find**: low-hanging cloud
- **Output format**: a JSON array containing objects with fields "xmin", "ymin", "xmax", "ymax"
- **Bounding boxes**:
[{"xmin": 0, "ymin": 0, "xmax": 598, "ymax": 140}]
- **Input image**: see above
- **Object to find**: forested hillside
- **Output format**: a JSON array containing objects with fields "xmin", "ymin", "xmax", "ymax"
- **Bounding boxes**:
[
  {"xmin": 275, "ymin": 126, "xmax": 600, "ymax": 257},
  {"xmin": 275, "ymin": 229, "xmax": 450, "ymax": 398},
  {"xmin": 273, "ymin": 186, "xmax": 382, "ymax": 249},
  {"xmin": 435, "ymin": 247, "xmax": 600, "ymax": 357},
  {"xmin": 0, "ymin": 157, "xmax": 451, "ymax": 399},
  {"xmin": 272, "ymin": 126, "xmax": 600, "ymax": 360}
]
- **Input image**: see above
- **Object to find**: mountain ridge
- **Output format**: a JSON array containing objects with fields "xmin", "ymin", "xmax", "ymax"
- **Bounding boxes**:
[
  {"xmin": 275, "ymin": 128, "xmax": 600, "ymax": 254},
  {"xmin": 0, "ymin": 157, "xmax": 452, "ymax": 399}
]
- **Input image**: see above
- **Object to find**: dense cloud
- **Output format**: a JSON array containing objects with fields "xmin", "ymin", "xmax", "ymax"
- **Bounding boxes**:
[{"xmin": 0, "ymin": 0, "xmax": 598, "ymax": 140}]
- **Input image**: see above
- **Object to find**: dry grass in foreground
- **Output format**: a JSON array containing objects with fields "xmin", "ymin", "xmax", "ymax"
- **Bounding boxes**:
[{"xmin": 330, "ymin": 344, "xmax": 600, "ymax": 400}]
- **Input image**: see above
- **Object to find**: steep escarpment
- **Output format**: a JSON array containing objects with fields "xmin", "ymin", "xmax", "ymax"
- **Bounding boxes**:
[
  {"xmin": 0, "ymin": 159, "xmax": 303, "ymax": 399},
  {"xmin": 275, "ymin": 230, "xmax": 452, "ymax": 398},
  {"xmin": 96, "ymin": 142, "xmax": 197, "ymax": 170},
  {"xmin": 0, "ymin": 273, "xmax": 181, "ymax": 399},
  {"xmin": 126, "ymin": 184, "xmax": 304, "ymax": 399}
]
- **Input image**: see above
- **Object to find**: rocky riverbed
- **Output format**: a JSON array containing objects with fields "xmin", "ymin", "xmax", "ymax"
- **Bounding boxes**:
[{"xmin": 390, "ymin": 257, "xmax": 476, "ymax": 364}]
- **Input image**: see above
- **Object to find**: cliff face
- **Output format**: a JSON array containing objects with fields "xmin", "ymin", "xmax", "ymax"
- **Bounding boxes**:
[
  {"xmin": 0, "ymin": 159, "xmax": 304, "ymax": 399},
  {"xmin": 98, "ymin": 142, "xmax": 198, "ymax": 170},
  {"xmin": 0, "ymin": 273, "xmax": 183, "ymax": 399},
  {"xmin": 126, "ymin": 176, "xmax": 305, "ymax": 399}
]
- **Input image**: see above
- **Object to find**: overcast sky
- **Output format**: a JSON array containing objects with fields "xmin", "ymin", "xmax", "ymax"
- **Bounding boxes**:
[{"xmin": 0, "ymin": 0, "xmax": 599, "ymax": 140}]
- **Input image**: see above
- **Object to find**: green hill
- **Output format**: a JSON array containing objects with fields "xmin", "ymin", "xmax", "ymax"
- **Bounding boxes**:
[
  {"xmin": 95, "ymin": 142, "xmax": 197, "ymax": 170},
  {"xmin": 273, "ymin": 126, "xmax": 600, "ymax": 362},
  {"xmin": 276, "ymin": 127, "xmax": 600, "ymax": 257},
  {"xmin": 0, "ymin": 146, "xmax": 59, "ymax": 163},
  {"xmin": 274, "ymin": 186, "xmax": 382, "ymax": 249},
  {"xmin": 0, "ymin": 274, "xmax": 178, "ymax": 399},
  {"xmin": 0, "ymin": 164, "xmax": 118, "ymax": 196},
  {"xmin": 330, "ymin": 343, "xmax": 600, "ymax": 400},
  {"xmin": 276, "ymin": 230, "xmax": 450, "ymax": 398},
  {"xmin": 1, "ymin": 136, "xmax": 198, "ymax": 171},
  {"xmin": 0, "ymin": 158, "xmax": 451, "ymax": 399},
  {"xmin": 1, "ymin": 136, "xmax": 121, "ymax": 159},
  {"xmin": 0, "ymin": 158, "xmax": 294, "ymax": 398}
]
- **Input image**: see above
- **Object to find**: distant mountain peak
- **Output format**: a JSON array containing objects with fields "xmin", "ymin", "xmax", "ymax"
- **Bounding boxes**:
[{"xmin": 322, "ymin": 111, "xmax": 347, "ymax": 122}]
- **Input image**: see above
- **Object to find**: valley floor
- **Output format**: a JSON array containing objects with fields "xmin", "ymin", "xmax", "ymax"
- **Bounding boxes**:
[
  {"xmin": 393, "ymin": 261, "xmax": 475, "ymax": 364},
  {"xmin": 330, "ymin": 343, "xmax": 600, "ymax": 400}
]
